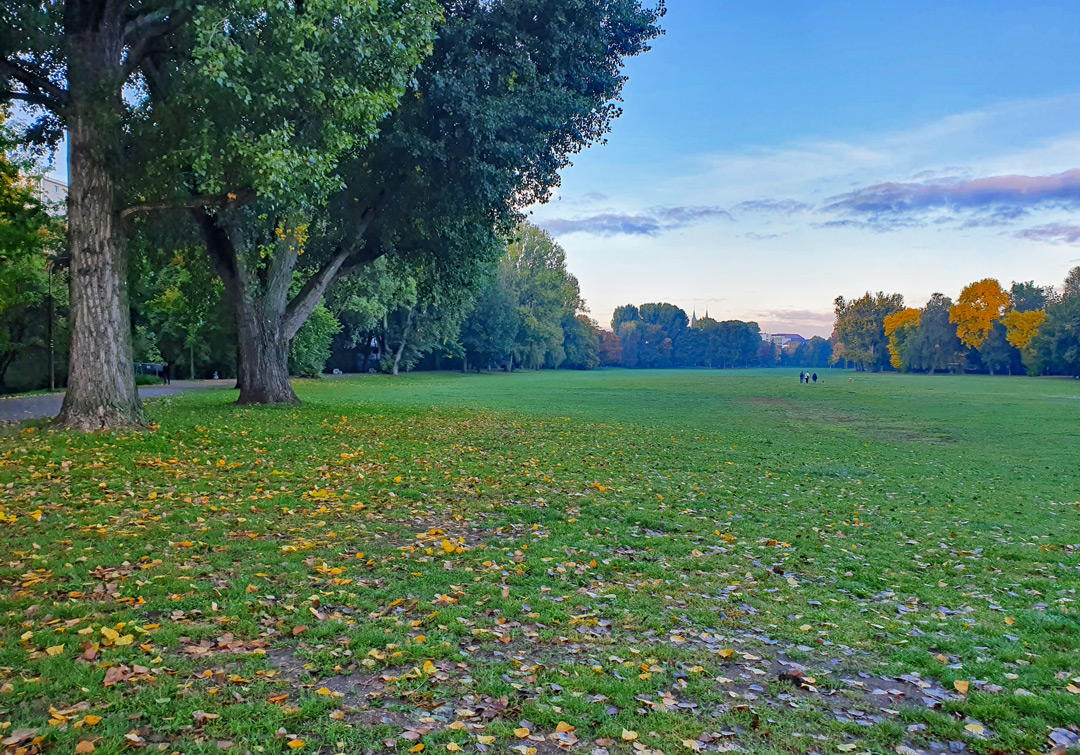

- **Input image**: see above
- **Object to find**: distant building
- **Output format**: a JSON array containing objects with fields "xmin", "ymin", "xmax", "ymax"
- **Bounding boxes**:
[
  {"xmin": 36, "ymin": 176, "xmax": 67, "ymax": 214},
  {"xmin": 763, "ymin": 332, "xmax": 808, "ymax": 348}
]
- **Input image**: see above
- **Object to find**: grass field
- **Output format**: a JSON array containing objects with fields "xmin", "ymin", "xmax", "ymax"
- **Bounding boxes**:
[{"xmin": 2, "ymin": 369, "xmax": 1079, "ymax": 755}]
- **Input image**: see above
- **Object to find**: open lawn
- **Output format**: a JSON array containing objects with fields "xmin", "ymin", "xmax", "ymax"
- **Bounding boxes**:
[{"xmin": 1, "ymin": 369, "xmax": 1079, "ymax": 755}]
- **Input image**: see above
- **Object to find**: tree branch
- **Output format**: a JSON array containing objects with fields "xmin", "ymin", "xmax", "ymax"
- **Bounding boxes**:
[
  {"xmin": 120, "ymin": 192, "xmax": 249, "ymax": 221},
  {"xmin": 283, "ymin": 246, "xmax": 352, "ymax": 341},
  {"xmin": 1, "ymin": 90, "xmax": 56, "ymax": 108},
  {"xmin": 122, "ymin": 5, "xmax": 192, "ymax": 77},
  {"xmin": 0, "ymin": 59, "xmax": 70, "ymax": 111},
  {"xmin": 282, "ymin": 207, "xmax": 381, "ymax": 339},
  {"xmin": 195, "ymin": 209, "xmax": 243, "ymax": 296}
]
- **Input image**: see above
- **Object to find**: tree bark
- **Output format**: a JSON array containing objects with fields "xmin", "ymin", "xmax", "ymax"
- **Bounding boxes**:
[
  {"xmin": 391, "ymin": 310, "xmax": 413, "ymax": 376},
  {"xmin": 199, "ymin": 212, "xmax": 298, "ymax": 405},
  {"xmin": 55, "ymin": 19, "xmax": 144, "ymax": 430},
  {"xmin": 234, "ymin": 299, "xmax": 297, "ymax": 404}
]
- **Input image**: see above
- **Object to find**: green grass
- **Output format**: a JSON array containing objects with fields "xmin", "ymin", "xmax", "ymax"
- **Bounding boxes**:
[{"xmin": 1, "ymin": 369, "xmax": 1079, "ymax": 755}]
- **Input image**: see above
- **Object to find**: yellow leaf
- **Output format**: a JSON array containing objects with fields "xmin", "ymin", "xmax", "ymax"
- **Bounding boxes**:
[
  {"xmin": 75, "ymin": 740, "xmax": 95, "ymax": 754},
  {"xmin": 682, "ymin": 740, "xmax": 701, "ymax": 752},
  {"xmin": 717, "ymin": 648, "xmax": 733, "ymax": 658},
  {"xmin": 446, "ymin": 744, "xmax": 461, "ymax": 752},
  {"xmin": 555, "ymin": 722, "xmax": 574, "ymax": 734},
  {"xmin": 422, "ymin": 661, "xmax": 437, "ymax": 675},
  {"xmin": 114, "ymin": 634, "xmax": 134, "ymax": 647},
  {"xmin": 316, "ymin": 687, "xmax": 333, "ymax": 696},
  {"xmin": 1067, "ymin": 684, "xmax": 1080, "ymax": 695},
  {"xmin": 953, "ymin": 680, "xmax": 970, "ymax": 694},
  {"xmin": 101, "ymin": 627, "xmax": 119, "ymax": 643},
  {"xmin": 477, "ymin": 736, "xmax": 495, "ymax": 745},
  {"xmin": 1004, "ymin": 616, "xmax": 1015, "ymax": 626},
  {"xmin": 514, "ymin": 728, "xmax": 531, "ymax": 739},
  {"xmin": 621, "ymin": 730, "xmax": 638, "ymax": 742},
  {"xmin": 409, "ymin": 745, "xmax": 425, "ymax": 753},
  {"xmin": 394, "ymin": 476, "xmax": 403, "ymax": 483},
  {"xmin": 46, "ymin": 645, "xmax": 65, "ymax": 656},
  {"xmin": 964, "ymin": 724, "xmax": 984, "ymax": 736},
  {"xmin": 83, "ymin": 716, "xmax": 102, "ymax": 726},
  {"xmin": 287, "ymin": 740, "xmax": 305, "ymax": 750}
]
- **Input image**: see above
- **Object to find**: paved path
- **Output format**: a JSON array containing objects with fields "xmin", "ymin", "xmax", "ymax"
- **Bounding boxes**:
[{"xmin": 0, "ymin": 380, "xmax": 230, "ymax": 423}]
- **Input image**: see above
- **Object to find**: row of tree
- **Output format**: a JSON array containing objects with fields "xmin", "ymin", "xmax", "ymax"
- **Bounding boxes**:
[
  {"xmin": 2, "ymin": 0, "xmax": 665, "ymax": 428},
  {"xmin": 592, "ymin": 304, "xmax": 831, "ymax": 369},
  {"xmin": 833, "ymin": 268, "xmax": 1080, "ymax": 376}
]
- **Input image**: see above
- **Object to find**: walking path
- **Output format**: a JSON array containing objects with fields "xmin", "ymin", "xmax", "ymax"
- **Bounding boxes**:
[{"xmin": 0, "ymin": 380, "xmax": 229, "ymax": 423}]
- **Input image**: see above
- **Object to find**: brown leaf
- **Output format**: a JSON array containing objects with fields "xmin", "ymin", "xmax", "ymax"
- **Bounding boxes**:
[{"xmin": 103, "ymin": 666, "xmax": 130, "ymax": 687}]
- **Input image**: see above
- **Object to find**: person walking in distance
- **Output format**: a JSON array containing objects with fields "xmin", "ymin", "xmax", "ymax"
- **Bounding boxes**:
[
  {"xmin": 812, "ymin": 372, "xmax": 817, "ymax": 384},
  {"xmin": 162, "ymin": 361, "xmax": 171, "ymax": 385}
]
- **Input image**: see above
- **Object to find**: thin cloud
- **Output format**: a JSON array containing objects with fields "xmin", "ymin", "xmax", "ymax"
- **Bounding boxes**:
[
  {"xmin": 755, "ymin": 309, "xmax": 836, "ymax": 325},
  {"xmin": 1016, "ymin": 223, "xmax": 1080, "ymax": 244},
  {"xmin": 539, "ymin": 205, "xmax": 732, "ymax": 237},
  {"xmin": 731, "ymin": 198, "xmax": 812, "ymax": 214},
  {"xmin": 821, "ymin": 169, "xmax": 1080, "ymax": 227}
]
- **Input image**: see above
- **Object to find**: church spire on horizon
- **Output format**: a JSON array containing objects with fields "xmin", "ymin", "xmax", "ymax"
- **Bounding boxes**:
[{"xmin": 690, "ymin": 308, "xmax": 697, "ymax": 327}]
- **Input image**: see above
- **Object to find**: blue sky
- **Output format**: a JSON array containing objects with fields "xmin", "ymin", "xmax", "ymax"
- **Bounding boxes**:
[{"xmin": 528, "ymin": 0, "xmax": 1080, "ymax": 336}]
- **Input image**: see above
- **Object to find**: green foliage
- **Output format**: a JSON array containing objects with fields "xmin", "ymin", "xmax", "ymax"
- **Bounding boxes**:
[
  {"xmin": 461, "ymin": 272, "xmax": 521, "ymax": 370},
  {"xmin": 833, "ymin": 292, "xmax": 905, "ymax": 370},
  {"xmin": 560, "ymin": 315, "xmax": 600, "ymax": 370},
  {"xmin": 461, "ymin": 224, "xmax": 589, "ymax": 371},
  {"xmin": 132, "ymin": 324, "xmax": 164, "ymax": 363},
  {"xmin": 289, "ymin": 303, "xmax": 341, "ymax": 378},
  {"xmin": 1029, "ymin": 266, "xmax": 1080, "ymax": 377},
  {"xmin": 0, "ymin": 114, "xmax": 62, "ymax": 390},
  {"xmin": 908, "ymin": 293, "xmax": 964, "ymax": 374}
]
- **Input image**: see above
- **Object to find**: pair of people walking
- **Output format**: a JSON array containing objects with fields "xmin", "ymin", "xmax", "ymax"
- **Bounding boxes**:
[{"xmin": 799, "ymin": 371, "xmax": 817, "ymax": 384}]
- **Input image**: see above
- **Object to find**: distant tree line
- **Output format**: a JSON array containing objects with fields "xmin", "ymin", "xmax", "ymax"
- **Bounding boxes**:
[
  {"xmin": 596, "ymin": 305, "xmax": 831, "ymax": 370},
  {"xmin": 834, "ymin": 267, "xmax": 1080, "ymax": 376}
]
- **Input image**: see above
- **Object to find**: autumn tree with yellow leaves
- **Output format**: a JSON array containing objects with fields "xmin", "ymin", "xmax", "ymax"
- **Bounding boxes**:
[
  {"xmin": 950, "ymin": 279, "xmax": 1010, "ymax": 349},
  {"xmin": 883, "ymin": 308, "xmax": 921, "ymax": 370}
]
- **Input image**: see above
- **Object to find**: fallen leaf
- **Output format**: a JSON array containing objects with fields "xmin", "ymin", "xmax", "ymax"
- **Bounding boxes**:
[
  {"xmin": 75, "ymin": 740, "xmax": 95, "ymax": 754},
  {"xmin": 621, "ymin": 730, "xmax": 638, "ymax": 742},
  {"xmin": 954, "ymin": 680, "xmax": 970, "ymax": 694}
]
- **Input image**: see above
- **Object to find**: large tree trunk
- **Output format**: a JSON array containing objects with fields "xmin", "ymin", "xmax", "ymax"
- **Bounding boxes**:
[
  {"xmin": 200, "ymin": 212, "xmax": 297, "ymax": 405},
  {"xmin": 234, "ymin": 299, "xmax": 297, "ymax": 404},
  {"xmin": 55, "ymin": 25, "xmax": 144, "ymax": 430}
]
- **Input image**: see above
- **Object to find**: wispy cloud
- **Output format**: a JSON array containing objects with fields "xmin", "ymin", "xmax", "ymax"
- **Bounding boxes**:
[
  {"xmin": 1016, "ymin": 223, "xmax": 1080, "ymax": 244},
  {"xmin": 755, "ymin": 309, "xmax": 837, "ymax": 325},
  {"xmin": 539, "ymin": 205, "xmax": 732, "ymax": 237},
  {"xmin": 820, "ymin": 169, "xmax": 1080, "ymax": 229},
  {"xmin": 731, "ymin": 198, "xmax": 812, "ymax": 215}
]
